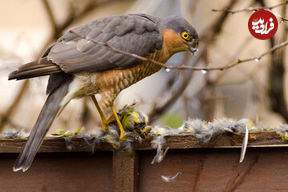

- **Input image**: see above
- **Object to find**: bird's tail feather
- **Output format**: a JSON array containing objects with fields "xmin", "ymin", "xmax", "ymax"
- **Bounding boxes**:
[
  {"xmin": 8, "ymin": 60, "xmax": 61, "ymax": 80},
  {"xmin": 13, "ymin": 75, "xmax": 73, "ymax": 172}
]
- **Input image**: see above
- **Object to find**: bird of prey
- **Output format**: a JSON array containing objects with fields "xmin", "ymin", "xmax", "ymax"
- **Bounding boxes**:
[{"xmin": 9, "ymin": 14, "xmax": 199, "ymax": 172}]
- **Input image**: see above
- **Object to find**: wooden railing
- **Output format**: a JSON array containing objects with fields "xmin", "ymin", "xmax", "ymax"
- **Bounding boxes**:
[{"xmin": 0, "ymin": 131, "xmax": 287, "ymax": 192}]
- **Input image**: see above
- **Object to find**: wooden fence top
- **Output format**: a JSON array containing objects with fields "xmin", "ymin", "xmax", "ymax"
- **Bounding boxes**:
[
  {"xmin": 0, "ymin": 131, "xmax": 287, "ymax": 153},
  {"xmin": 1, "ymin": 131, "xmax": 288, "ymax": 192}
]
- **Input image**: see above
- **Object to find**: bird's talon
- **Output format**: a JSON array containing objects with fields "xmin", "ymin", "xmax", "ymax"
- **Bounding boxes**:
[
  {"xmin": 101, "ymin": 118, "xmax": 115, "ymax": 132},
  {"xmin": 101, "ymin": 123, "xmax": 107, "ymax": 132},
  {"xmin": 119, "ymin": 132, "xmax": 126, "ymax": 141}
]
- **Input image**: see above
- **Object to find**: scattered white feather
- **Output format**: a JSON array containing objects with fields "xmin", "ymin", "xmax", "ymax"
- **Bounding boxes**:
[
  {"xmin": 161, "ymin": 172, "xmax": 181, "ymax": 182},
  {"xmin": 240, "ymin": 125, "xmax": 249, "ymax": 163}
]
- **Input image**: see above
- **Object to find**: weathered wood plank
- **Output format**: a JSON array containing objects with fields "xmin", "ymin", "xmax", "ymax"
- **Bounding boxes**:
[
  {"xmin": 138, "ymin": 148, "xmax": 288, "ymax": 192},
  {"xmin": 113, "ymin": 151, "xmax": 139, "ymax": 192},
  {"xmin": 223, "ymin": 152, "xmax": 259, "ymax": 192},
  {"xmin": 0, "ymin": 146, "xmax": 288, "ymax": 191},
  {"xmin": 0, "ymin": 152, "xmax": 113, "ymax": 192},
  {"xmin": 0, "ymin": 131, "xmax": 287, "ymax": 153}
]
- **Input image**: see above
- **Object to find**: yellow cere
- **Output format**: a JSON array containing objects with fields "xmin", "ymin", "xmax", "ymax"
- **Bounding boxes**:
[{"xmin": 181, "ymin": 31, "xmax": 190, "ymax": 41}]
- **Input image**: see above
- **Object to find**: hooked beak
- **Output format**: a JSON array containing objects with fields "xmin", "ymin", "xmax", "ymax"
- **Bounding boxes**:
[{"xmin": 188, "ymin": 39, "xmax": 199, "ymax": 55}]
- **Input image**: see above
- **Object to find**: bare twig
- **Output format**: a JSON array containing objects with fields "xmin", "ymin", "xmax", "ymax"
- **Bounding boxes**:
[
  {"xmin": 69, "ymin": 30, "xmax": 288, "ymax": 73},
  {"xmin": 0, "ymin": 80, "xmax": 29, "ymax": 132},
  {"xmin": 42, "ymin": 0, "xmax": 58, "ymax": 36},
  {"xmin": 212, "ymin": 0, "xmax": 288, "ymax": 22},
  {"xmin": 1, "ymin": 0, "xmax": 107, "ymax": 133},
  {"xmin": 213, "ymin": 39, "xmax": 288, "ymax": 70},
  {"xmin": 0, "ymin": 112, "xmax": 29, "ymax": 131},
  {"xmin": 149, "ymin": 0, "xmax": 237, "ymax": 122},
  {"xmin": 149, "ymin": 52, "xmax": 202, "ymax": 123},
  {"xmin": 40, "ymin": 0, "xmax": 118, "ymax": 56},
  {"xmin": 209, "ymin": 36, "xmax": 253, "ymax": 84},
  {"xmin": 212, "ymin": 1, "xmax": 288, "ymax": 13},
  {"xmin": 268, "ymin": 3, "xmax": 288, "ymax": 122}
]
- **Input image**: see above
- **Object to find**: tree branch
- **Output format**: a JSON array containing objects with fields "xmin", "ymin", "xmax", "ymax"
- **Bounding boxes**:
[
  {"xmin": 69, "ymin": 30, "xmax": 288, "ymax": 73},
  {"xmin": 0, "ymin": 80, "xmax": 29, "ymax": 132},
  {"xmin": 40, "ymin": 0, "xmax": 118, "ymax": 56},
  {"xmin": 268, "ymin": 3, "xmax": 288, "ymax": 122},
  {"xmin": 212, "ymin": 0, "xmax": 288, "ymax": 22},
  {"xmin": 148, "ymin": 0, "xmax": 237, "ymax": 122},
  {"xmin": 42, "ymin": 0, "xmax": 58, "ymax": 37},
  {"xmin": 1, "ymin": 0, "xmax": 109, "ymax": 132}
]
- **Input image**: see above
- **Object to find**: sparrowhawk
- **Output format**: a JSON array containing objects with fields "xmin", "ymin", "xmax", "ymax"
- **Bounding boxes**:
[{"xmin": 9, "ymin": 14, "xmax": 199, "ymax": 172}]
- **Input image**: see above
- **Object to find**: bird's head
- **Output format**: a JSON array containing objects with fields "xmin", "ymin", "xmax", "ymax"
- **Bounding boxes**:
[{"xmin": 162, "ymin": 15, "xmax": 199, "ymax": 55}]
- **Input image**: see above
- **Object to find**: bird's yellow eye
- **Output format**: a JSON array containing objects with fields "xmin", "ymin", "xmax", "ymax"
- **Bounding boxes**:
[{"xmin": 181, "ymin": 32, "xmax": 190, "ymax": 41}]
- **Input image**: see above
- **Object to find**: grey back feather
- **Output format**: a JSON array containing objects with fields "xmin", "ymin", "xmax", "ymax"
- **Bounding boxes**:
[{"xmin": 47, "ymin": 14, "xmax": 163, "ymax": 73}]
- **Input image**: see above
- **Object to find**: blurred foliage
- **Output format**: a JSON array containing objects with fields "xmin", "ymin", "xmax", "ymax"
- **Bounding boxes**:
[{"xmin": 161, "ymin": 113, "xmax": 183, "ymax": 128}]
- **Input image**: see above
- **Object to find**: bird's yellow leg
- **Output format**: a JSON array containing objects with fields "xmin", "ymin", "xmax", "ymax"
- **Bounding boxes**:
[
  {"xmin": 111, "ymin": 105, "xmax": 126, "ymax": 140},
  {"xmin": 90, "ymin": 95, "xmax": 109, "ymax": 131},
  {"xmin": 106, "ymin": 114, "xmax": 115, "ymax": 123}
]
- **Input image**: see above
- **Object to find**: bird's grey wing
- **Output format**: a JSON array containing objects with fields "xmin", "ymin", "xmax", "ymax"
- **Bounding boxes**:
[{"xmin": 47, "ymin": 14, "xmax": 163, "ymax": 73}]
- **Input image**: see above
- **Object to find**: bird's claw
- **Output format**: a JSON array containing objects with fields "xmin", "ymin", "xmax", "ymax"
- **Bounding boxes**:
[
  {"xmin": 101, "ymin": 123, "xmax": 107, "ymax": 132},
  {"xmin": 119, "ymin": 131, "xmax": 127, "ymax": 141},
  {"xmin": 101, "ymin": 115, "xmax": 115, "ymax": 132}
]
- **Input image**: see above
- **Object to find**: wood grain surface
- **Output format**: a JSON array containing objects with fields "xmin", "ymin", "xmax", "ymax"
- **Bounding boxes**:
[{"xmin": 1, "ymin": 132, "xmax": 288, "ymax": 192}]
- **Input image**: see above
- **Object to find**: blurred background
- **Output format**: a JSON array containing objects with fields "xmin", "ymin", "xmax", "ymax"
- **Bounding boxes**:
[{"xmin": 0, "ymin": 0, "xmax": 287, "ymax": 134}]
